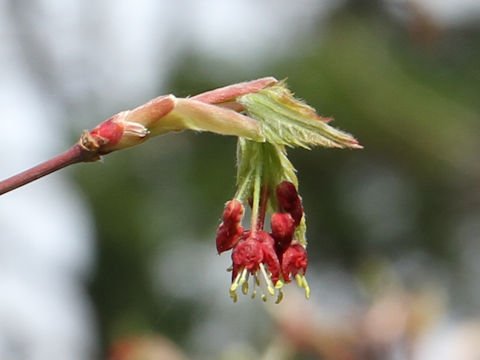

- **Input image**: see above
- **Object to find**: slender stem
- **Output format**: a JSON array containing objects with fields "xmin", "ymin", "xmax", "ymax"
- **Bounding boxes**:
[
  {"xmin": 250, "ymin": 145, "xmax": 263, "ymax": 231},
  {"xmin": 250, "ymin": 171, "xmax": 262, "ymax": 231},
  {"xmin": 256, "ymin": 184, "xmax": 269, "ymax": 231},
  {"xmin": 0, "ymin": 144, "xmax": 91, "ymax": 195}
]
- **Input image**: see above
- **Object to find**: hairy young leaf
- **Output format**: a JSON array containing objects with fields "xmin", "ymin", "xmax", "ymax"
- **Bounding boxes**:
[{"xmin": 238, "ymin": 81, "xmax": 362, "ymax": 150}]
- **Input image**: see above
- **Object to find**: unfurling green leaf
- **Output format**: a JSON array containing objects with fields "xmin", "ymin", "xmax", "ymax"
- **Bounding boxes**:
[{"xmin": 238, "ymin": 81, "xmax": 362, "ymax": 150}]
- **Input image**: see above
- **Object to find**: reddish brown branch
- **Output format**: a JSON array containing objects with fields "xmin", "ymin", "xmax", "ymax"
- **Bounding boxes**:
[{"xmin": 0, "ymin": 144, "xmax": 92, "ymax": 195}]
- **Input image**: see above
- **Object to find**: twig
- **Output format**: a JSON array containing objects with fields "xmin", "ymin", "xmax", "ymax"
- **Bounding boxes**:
[
  {"xmin": 0, "ymin": 77, "xmax": 277, "ymax": 196},
  {"xmin": 0, "ymin": 144, "xmax": 94, "ymax": 195}
]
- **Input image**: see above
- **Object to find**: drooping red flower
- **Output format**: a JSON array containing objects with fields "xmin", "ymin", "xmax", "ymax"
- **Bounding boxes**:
[
  {"xmin": 230, "ymin": 230, "xmax": 281, "ymax": 301},
  {"xmin": 257, "ymin": 231, "xmax": 281, "ymax": 284},
  {"xmin": 270, "ymin": 212, "xmax": 295, "ymax": 255},
  {"xmin": 231, "ymin": 232, "xmax": 264, "ymax": 278},
  {"xmin": 276, "ymin": 181, "xmax": 304, "ymax": 226},
  {"xmin": 281, "ymin": 242, "xmax": 308, "ymax": 282},
  {"xmin": 216, "ymin": 200, "xmax": 244, "ymax": 254}
]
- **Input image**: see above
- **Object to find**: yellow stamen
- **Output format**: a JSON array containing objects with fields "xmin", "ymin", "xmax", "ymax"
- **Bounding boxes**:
[
  {"xmin": 239, "ymin": 268, "xmax": 248, "ymax": 286},
  {"xmin": 261, "ymin": 294, "xmax": 267, "ymax": 302},
  {"xmin": 251, "ymin": 274, "xmax": 258, "ymax": 298},
  {"xmin": 230, "ymin": 271, "xmax": 242, "ymax": 293},
  {"xmin": 242, "ymin": 281, "xmax": 249, "ymax": 295},
  {"xmin": 254, "ymin": 273, "xmax": 261, "ymax": 286},
  {"xmin": 230, "ymin": 289, "xmax": 238, "ymax": 302},
  {"xmin": 275, "ymin": 290, "xmax": 284, "ymax": 304},
  {"xmin": 295, "ymin": 274, "xmax": 303, "ymax": 287},
  {"xmin": 259, "ymin": 263, "xmax": 275, "ymax": 296},
  {"xmin": 302, "ymin": 276, "xmax": 311, "ymax": 299},
  {"xmin": 275, "ymin": 279, "xmax": 284, "ymax": 289}
]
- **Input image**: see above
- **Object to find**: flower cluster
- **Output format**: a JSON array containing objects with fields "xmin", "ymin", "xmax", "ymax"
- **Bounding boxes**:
[
  {"xmin": 213, "ymin": 81, "xmax": 361, "ymax": 302},
  {"xmin": 216, "ymin": 181, "xmax": 309, "ymax": 303}
]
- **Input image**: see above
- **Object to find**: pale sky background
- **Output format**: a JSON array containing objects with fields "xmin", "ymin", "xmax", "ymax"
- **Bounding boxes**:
[{"xmin": 0, "ymin": 0, "xmax": 479, "ymax": 359}]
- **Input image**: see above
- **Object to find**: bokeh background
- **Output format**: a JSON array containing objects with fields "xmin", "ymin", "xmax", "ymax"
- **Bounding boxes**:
[{"xmin": 1, "ymin": 0, "xmax": 480, "ymax": 359}]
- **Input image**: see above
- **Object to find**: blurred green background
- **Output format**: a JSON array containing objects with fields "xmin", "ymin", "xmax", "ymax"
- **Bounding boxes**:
[{"xmin": 64, "ymin": 1, "xmax": 480, "ymax": 359}]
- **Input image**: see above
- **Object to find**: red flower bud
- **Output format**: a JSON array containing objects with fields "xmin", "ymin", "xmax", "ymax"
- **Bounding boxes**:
[
  {"xmin": 87, "ymin": 112, "xmax": 150, "ymax": 154},
  {"xmin": 270, "ymin": 212, "xmax": 295, "ymax": 255},
  {"xmin": 216, "ymin": 200, "xmax": 244, "ymax": 254},
  {"xmin": 281, "ymin": 242, "xmax": 308, "ymax": 283},
  {"xmin": 89, "ymin": 118, "xmax": 124, "ymax": 147},
  {"xmin": 222, "ymin": 199, "xmax": 244, "ymax": 224},
  {"xmin": 276, "ymin": 181, "xmax": 304, "ymax": 226}
]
